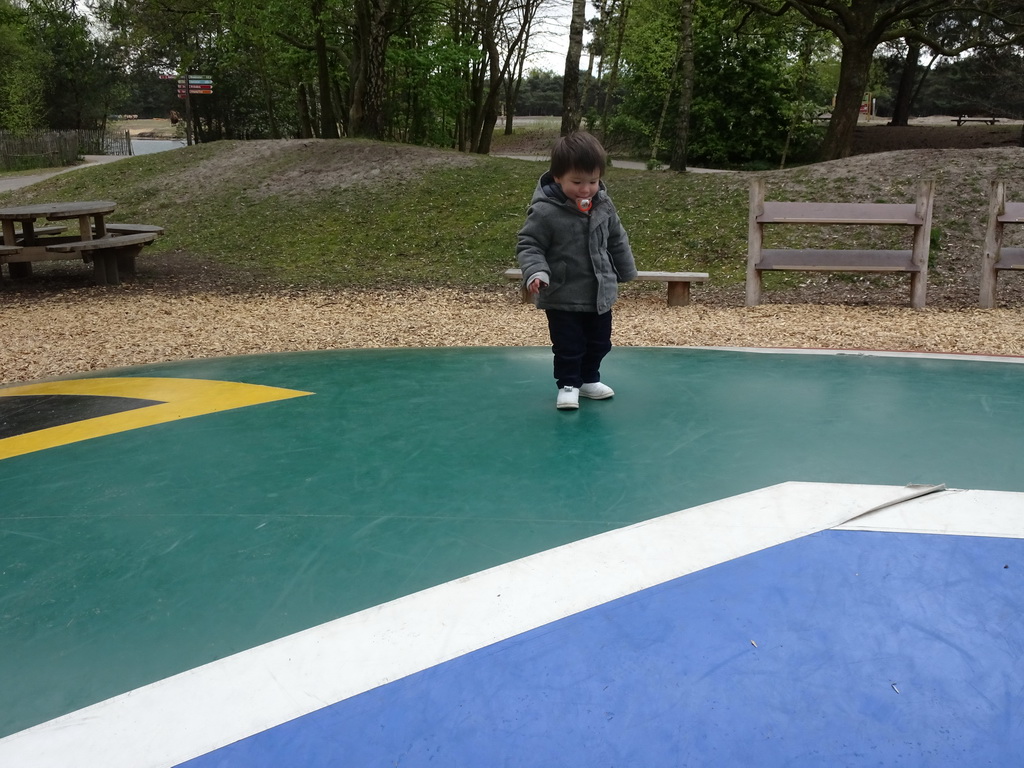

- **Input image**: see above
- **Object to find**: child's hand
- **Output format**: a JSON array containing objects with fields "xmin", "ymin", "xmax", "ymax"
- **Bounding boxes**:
[{"xmin": 528, "ymin": 277, "xmax": 547, "ymax": 295}]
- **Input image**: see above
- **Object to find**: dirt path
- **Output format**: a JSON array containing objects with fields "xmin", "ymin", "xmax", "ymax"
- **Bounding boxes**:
[{"xmin": 0, "ymin": 155, "xmax": 126, "ymax": 193}]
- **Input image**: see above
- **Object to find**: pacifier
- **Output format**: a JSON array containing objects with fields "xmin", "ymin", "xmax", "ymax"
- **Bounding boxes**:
[{"xmin": 576, "ymin": 198, "xmax": 592, "ymax": 212}]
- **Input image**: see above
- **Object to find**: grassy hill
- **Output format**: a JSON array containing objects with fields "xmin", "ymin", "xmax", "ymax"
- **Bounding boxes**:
[{"xmin": 3, "ymin": 135, "xmax": 1024, "ymax": 306}]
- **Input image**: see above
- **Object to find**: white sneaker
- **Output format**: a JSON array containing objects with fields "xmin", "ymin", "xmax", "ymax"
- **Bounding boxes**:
[
  {"xmin": 556, "ymin": 386, "xmax": 580, "ymax": 410},
  {"xmin": 579, "ymin": 382, "xmax": 614, "ymax": 400}
]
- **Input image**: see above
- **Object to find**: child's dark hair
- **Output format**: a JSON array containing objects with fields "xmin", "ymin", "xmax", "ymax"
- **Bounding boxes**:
[{"xmin": 550, "ymin": 132, "xmax": 607, "ymax": 177}]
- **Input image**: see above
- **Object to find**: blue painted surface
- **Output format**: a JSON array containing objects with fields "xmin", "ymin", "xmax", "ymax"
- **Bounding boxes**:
[{"xmin": 181, "ymin": 530, "xmax": 1024, "ymax": 767}]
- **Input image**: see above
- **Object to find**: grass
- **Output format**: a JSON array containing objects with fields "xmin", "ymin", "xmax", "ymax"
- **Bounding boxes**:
[
  {"xmin": 0, "ymin": 141, "xmax": 752, "ymax": 288},
  {"xmin": 1, "ymin": 134, "xmax": 1020, "ymax": 293}
]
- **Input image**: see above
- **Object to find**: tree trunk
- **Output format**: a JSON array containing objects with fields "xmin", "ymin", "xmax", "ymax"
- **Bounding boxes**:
[
  {"xmin": 362, "ymin": 25, "xmax": 390, "ymax": 139},
  {"xmin": 668, "ymin": 0, "xmax": 694, "ymax": 171},
  {"xmin": 599, "ymin": 0, "xmax": 629, "ymax": 140},
  {"xmin": 475, "ymin": 34, "xmax": 508, "ymax": 154},
  {"xmin": 262, "ymin": 71, "xmax": 281, "ymax": 139},
  {"xmin": 312, "ymin": 0, "xmax": 339, "ymax": 139},
  {"xmin": 351, "ymin": 0, "xmax": 392, "ymax": 140},
  {"xmin": 333, "ymin": 78, "xmax": 349, "ymax": 137},
  {"xmin": 297, "ymin": 82, "xmax": 314, "ymax": 138},
  {"xmin": 580, "ymin": 0, "xmax": 610, "ymax": 118},
  {"xmin": 183, "ymin": 78, "xmax": 194, "ymax": 146},
  {"xmin": 505, "ymin": 36, "xmax": 528, "ymax": 135},
  {"xmin": 560, "ymin": 0, "xmax": 586, "ymax": 135},
  {"xmin": 780, "ymin": 30, "xmax": 817, "ymax": 168},
  {"xmin": 651, "ymin": 26, "xmax": 684, "ymax": 166},
  {"xmin": 822, "ymin": 42, "xmax": 874, "ymax": 160},
  {"xmin": 472, "ymin": 0, "xmax": 538, "ymax": 153},
  {"xmin": 889, "ymin": 41, "xmax": 920, "ymax": 126}
]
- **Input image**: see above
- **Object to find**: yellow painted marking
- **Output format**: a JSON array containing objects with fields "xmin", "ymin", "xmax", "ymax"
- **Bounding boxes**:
[{"xmin": 0, "ymin": 377, "xmax": 313, "ymax": 461}]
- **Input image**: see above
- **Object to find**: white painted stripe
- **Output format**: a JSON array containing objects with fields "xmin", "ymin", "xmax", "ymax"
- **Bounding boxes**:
[
  {"xmin": 838, "ymin": 487, "xmax": 1024, "ymax": 538},
  {"xmin": 0, "ymin": 482, "xmax": 1018, "ymax": 768}
]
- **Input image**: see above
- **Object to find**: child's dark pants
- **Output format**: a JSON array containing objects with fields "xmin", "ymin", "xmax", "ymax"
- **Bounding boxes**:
[{"xmin": 545, "ymin": 309, "xmax": 613, "ymax": 388}]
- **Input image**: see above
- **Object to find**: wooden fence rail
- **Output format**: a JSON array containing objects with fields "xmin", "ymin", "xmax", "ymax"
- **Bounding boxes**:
[{"xmin": 0, "ymin": 129, "xmax": 131, "ymax": 172}]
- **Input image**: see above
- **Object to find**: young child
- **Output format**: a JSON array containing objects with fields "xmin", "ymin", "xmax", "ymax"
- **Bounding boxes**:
[{"xmin": 516, "ymin": 131, "xmax": 638, "ymax": 410}]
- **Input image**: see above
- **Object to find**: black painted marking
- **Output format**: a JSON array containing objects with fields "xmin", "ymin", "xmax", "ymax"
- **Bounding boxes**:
[{"xmin": 0, "ymin": 395, "xmax": 164, "ymax": 439}]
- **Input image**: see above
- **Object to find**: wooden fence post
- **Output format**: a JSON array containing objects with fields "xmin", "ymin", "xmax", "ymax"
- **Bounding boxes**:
[
  {"xmin": 979, "ymin": 180, "xmax": 1005, "ymax": 309},
  {"xmin": 746, "ymin": 178, "xmax": 766, "ymax": 306}
]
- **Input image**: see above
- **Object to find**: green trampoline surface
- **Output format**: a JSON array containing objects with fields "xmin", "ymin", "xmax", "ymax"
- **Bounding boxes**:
[{"xmin": 1, "ymin": 345, "xmax": 1023, "ymax": 740}]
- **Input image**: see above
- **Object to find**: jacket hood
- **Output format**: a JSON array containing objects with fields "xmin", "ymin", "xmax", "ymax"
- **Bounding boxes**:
[{"xmin": 532, "ymin": 171, "xmax": 607, "ymax": 208}]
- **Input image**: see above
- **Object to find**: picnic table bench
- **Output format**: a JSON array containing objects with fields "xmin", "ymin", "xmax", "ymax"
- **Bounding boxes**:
[
  {"xmin": 45, "ymin": 231, "xmax": 161, "ymax": 285},
  {"xmin": 13, "ymin": 225, "xmax": 67, "ymax": 241},
  {"xmin": 952, "ymin": 116, "xmax": 999, "ymax": 126},
  {"xmin": 94, "ymin": 223, "xmax": 166, "ymax": 236},
  {"xmin": 504, "ymin": 267, "xmax": 709, "ymax": 307},
  {"xmin": 979, "ymin": 180, "xmax": 1024, "ymax": 308},
  {"xmin": 746, "ymin": 178, "xmax": 936, "ymax": 309},
  {"xmin": 0, "ymin": 202, "xmax": 163, "ymax": 285}
]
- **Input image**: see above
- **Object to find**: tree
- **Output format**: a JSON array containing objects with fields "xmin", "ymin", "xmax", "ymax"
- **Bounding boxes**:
[
  {"xmin": 24, "ymin": 0, "xmax": 126, "ymax": 130},
  {"xmin": 514, "ymin": 69, "xmax": 563, "ymax": 114},
  {"xmin": 738, "ymin": 0, "xmax": 1024, "ymax": 160},
  {"xmin": 461, "ymin": 0, "xmax": 542, "ymax": 152},
  {"xmin": 612, "ymin": 0, "xmax": 823, "ymax": 168},
  {"xmin": 667, "ymin": 0, "xmax": 692, "ymax": 170},
  {"xmin": 560, "ymin": 0, "xmax": 586, "ymax": 134},
  {"xmin": 0, "ymin": 0, "xmax": 45, "ymax": 133}
]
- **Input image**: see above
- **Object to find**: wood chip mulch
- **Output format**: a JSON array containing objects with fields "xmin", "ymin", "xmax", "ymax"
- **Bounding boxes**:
[{"xmin": 4, "ymin": 284, "xmax": 1023, "ymax": 387}]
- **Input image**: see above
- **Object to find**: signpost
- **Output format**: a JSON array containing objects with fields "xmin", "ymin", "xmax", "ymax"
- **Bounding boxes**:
[{"xmin": 161, "ymin": 73, "xmax": 215, "ymax": 146}]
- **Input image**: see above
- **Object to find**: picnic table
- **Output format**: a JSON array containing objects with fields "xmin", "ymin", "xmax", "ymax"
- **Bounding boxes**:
[
  {"xmin": 0, "ymin": 201, "xmax": 162, "ymax": 285},
  {"xmin": 951, "ymin": 115, "xmax": 999, "ymax": 126}
]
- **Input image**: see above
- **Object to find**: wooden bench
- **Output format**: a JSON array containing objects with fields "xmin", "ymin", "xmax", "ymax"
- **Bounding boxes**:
[
  {"xmin": 952, "ymin": 116, "xmax": 998, "ymax": 126},
  {"xmin": 43, "ymin": 232, "xmax": 159, "ymax": 285},
  {"xmin": 504, "ymin": 267, "xmax": 709, "ymax": 307},
  {"xmin": 13, "ymin": 225, "xmax": 67, "ymax": 241},
  {"xmin": 94, "ymin": 223, "xmax": 166, "ymax": 236},
  {"xmin": 979, "ymin": 180, "xmax": 1024, "ymax": 308},
  {"xmin": 746, "ymin": 178, "xmax": 936, "ymax": 309}
]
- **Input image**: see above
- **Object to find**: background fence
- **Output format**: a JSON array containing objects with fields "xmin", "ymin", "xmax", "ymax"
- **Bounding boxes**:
[{"xmin": 0, "ymin": 129, "xmax": 132, "ymax": 172}]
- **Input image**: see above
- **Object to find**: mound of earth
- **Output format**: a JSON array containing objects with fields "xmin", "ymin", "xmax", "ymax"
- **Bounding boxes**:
[
  {"xmin": 852, "ymin": 118, "xmax": 1022, "ymax": 155},
  {"xmin": 4, "ymin": 123, "xmax": 1024, "ymax": 386}
]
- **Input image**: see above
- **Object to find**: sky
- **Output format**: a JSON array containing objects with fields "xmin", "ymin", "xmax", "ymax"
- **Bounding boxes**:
[{"xmin": 526, "ymin": 0, "xmax": 586, "ymax": 73}]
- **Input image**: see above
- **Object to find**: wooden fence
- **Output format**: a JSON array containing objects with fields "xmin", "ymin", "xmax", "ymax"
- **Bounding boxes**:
[{"xmin": 0, "ymin": 129, "xmax": 132, "ymax": 172}]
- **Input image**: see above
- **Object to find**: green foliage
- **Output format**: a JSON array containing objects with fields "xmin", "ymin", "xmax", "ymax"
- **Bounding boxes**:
[
  {"xmin": 0, "ymin": 0, "xmax": 44, "ymax": 133},
  {"xmin": 388, "ymin": 33, "xmax": 481, "ymax": 146},
  {"xmin": 515, "ymin": 70, "xmax": 564, "ymax": 116},
  {"xmin": 611, "ymin": 0, "xmax": 837, "ymax": 168},
  {"xmin": 18, "ymin": 0, "xmax": 122, "ymax": 130},
  {"xmin": 912, "ymin": 49, "xmax": 1024, "ymax": 118}
]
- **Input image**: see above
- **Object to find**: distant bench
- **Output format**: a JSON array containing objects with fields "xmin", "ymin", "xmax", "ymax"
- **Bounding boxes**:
[
  {"xmin": 746, "ymin": 178, "xmax": 936, "ymax": 309},
  {"xmin": 504, "ymin": 267, "xmax": 709, "ymax": 307},
  {"xmin": 979, "ymin": 180, "xmax": 1024, "ymax": 308},
  {"xmin": 952, "ymin": 116, "xmax": 999, "ymax": 126}
]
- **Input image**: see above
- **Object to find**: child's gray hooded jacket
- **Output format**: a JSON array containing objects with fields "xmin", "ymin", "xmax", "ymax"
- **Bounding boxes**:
[{"xmin": 516, "ymin": 171, "xmax": 637, "ymax": 314}]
